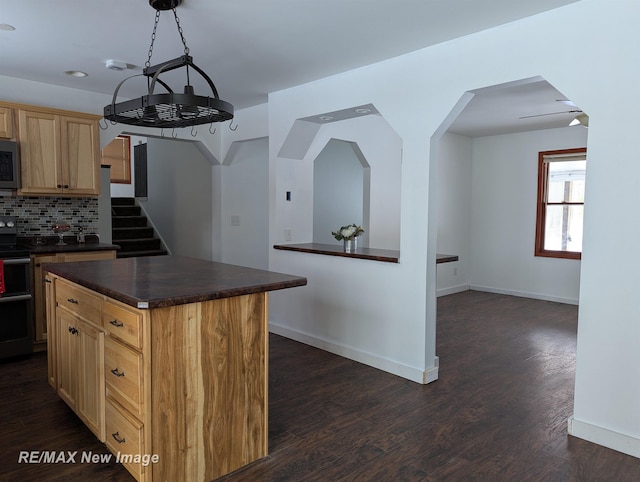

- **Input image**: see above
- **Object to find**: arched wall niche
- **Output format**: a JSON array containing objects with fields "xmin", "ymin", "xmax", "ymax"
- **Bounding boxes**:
[
  {"xmin": 313, "ymin": 139, "xmax": 371, "ymax": 246},
  {"xmin": 277, "ymin": 104, "xmax": 402, "ymax": 251}
]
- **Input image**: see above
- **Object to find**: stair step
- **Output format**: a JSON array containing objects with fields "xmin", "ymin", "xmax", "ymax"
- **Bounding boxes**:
[
  {"xmin": 112, "ymin": 227, "xmax": 154, "ymax": 239},
  {"xmin": 117, "ymin": 249, "xmax": 168, "ymax": 258},
  {"xmin": 113, "ymin": 238, "xmax": 162, "ymax": 250},
  {"xmin": 112, "ymin": 216, "xmax": 148, "ymax": 228},
  {"xmin": 111, "ymin": 197, "xmax": 136, "ymax": 206},
  {"xmin": 112, "ymin": 205, "xmax": 141, "ymax": 216},
  {"xmin": 110, "ymin": 197, "xmax": 167, "ymax": 259}
]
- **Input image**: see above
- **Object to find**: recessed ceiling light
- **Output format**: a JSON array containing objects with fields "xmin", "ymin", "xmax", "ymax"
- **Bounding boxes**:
[
  {"xmin": 318, "ymin": 115, "xmax": 334, "ymax": 121},
  {"xmin": 0, "ymin": 24, "xmax": 15, "ymax": 31},
  {"xmin": 354, "ymin": 108, "xmax": 371, "ymax": 114},
  {"xmin": 105, "ymin": 59, "xmax": 128, "ymax": 71},
  {"xmin": 65, "ymin": 70, "xmax": 88, "ymax": 78}
]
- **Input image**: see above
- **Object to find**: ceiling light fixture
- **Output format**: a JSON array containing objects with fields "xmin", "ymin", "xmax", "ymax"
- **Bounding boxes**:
[
  {"xmin": 103, "ymin": 0, "xmax": 233, "ymax": 129},
  {"xmin": 65, "ymin": 70, "xmax": 88, "ymax": 78},
  {"xmin": 105, "ymin": 59, "xmax": 128, "ymax": 72}
]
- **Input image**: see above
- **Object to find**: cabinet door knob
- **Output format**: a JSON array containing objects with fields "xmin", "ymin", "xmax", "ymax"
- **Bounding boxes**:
[
  {"xmin": 57, "ymin": 184, "xmax": 62, "ymax": 188},
  {"xmin": 64, "ymin": 185, "xmax": 69, "ymax": 189},
  {"xmin": 110, "ymin": 368, "xmax": 125, "ymax": 378},
  {"xmin": 112, "ymin": 432, "xmax": 126, "ymax": 444}
]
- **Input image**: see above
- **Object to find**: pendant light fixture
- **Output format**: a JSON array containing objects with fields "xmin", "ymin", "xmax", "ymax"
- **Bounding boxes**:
[{"xmin": 103, "ymin": 0, "xmax": 233, "ymax": 129}]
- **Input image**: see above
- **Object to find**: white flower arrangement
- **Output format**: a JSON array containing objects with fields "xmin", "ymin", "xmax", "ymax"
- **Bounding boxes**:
[{"xmin": 332, "ymin": 223, "xmax": 364, "ymax": 241}]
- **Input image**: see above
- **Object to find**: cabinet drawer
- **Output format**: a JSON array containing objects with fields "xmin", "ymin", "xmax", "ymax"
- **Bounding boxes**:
[
  {"xmin": 105, "ymin": 398, "xmax": 144, "ymax": 481},
  {"xmin": 56, "ymin": 280, "xmax": 101, "ymax": 325},
  {"xmin": 105, "ymin": 337, "xmax": 143, "ymax": 419},
  {"xmin": 103, "ymin": 300, "xmax": 143, "ymax": 349}
]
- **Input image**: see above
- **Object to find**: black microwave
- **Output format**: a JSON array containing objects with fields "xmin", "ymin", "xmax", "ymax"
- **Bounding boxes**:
[{"xmin": 0, "ymin": 140, "xmax": 19, "ymax": 189}]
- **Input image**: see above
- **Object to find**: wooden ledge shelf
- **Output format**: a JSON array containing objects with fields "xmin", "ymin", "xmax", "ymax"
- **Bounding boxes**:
[
  {"xmin": 436, "ymin": 254, "xmax": 459, "ymax": 264},
  {"xmin": 273, "ymin": 243, "xmax": 400, "ymax": 263}
]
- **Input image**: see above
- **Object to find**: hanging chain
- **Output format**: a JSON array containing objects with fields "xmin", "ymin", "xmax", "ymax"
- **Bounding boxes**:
[
  {"xmin": 172, "ymin": 8, "xmax": 190, "ymax": 55},
  {"xmin": 146, "ymin": 9, "xmax": 161, "ymax": 68},
  {"xmin": 146, "ymin": 7, "xmax": 190, "ymax": 67}
]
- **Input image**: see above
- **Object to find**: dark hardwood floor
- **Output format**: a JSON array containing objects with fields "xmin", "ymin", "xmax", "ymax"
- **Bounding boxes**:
[{"xmin": 2, "ymin": 290, "xmax": 640, "ymax": 481}]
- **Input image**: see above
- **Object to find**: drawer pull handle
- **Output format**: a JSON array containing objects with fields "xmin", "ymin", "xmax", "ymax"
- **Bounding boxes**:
[
  {"xmin": 67, "ymin": 298, "xmax": 79, "ymax": 304},
  {"xmin": 110, "ymin": 368, "xmax": 125, "ymax": 377},
  {"xmin": 109, "ymin": 319, "xmax": 124, "ymax": 328},
  {"xmin": 112, "ymin": 432, "xmax": 126, "ymax": 444}
]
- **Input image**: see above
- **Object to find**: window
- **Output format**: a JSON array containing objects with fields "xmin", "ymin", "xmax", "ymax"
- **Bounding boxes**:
[
  {"xmin": 101, "ymin": 135, "xmax": 131, "ymax": 184},
  {"xmin": 535, "ymin": 148, "xmax": 586, "ymax": 260}
]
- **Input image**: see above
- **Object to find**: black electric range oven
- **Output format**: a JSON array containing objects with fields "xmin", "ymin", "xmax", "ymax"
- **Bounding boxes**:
[{"xmin": 0, "ymin": 216, "xmax": 33, "ymax": 359}]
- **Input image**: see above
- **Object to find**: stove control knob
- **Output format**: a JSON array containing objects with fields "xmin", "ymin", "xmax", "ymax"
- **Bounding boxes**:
[
  {"xmin": 6, "ymin": 221, "xmax": 14, "ymax": 227},
  {"xmin": 0, "ymin": 221, "xmax": 5, "ymax": 228}
]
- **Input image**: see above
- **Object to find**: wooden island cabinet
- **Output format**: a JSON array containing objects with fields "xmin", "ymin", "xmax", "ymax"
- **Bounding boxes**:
[{"xmin": 44, "ymin": 256, "xmax": 306, "ymax": 482}]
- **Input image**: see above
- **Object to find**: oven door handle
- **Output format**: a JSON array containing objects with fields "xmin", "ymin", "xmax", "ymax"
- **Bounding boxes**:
[
  {"xmin": 0, "ymin": 294, "xmax": 32, "ymax": 303},
  {"xmin": 1, "ymin": 257, "xmax": 31, "ymax": 266}
]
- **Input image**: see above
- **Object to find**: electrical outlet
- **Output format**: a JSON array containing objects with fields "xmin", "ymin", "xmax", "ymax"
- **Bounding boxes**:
[{"xmin": 284, "ymin": 228, "xmax": 293, "ymax": 241}]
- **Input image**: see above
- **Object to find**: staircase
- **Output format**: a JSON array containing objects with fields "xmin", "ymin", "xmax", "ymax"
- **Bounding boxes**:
[{"xmin": 111, "ymin": 198, "xmax": 168, "ymax": 258}]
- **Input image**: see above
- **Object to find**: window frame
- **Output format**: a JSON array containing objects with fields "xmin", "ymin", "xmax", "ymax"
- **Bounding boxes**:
[{"xmin": 535, "ymin": 147, "xmax": 586, "ymax": 260}]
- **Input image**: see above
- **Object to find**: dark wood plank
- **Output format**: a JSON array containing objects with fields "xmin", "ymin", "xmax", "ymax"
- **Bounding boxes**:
[
  {"xmin": 2, "ymin": 290, "xmax": 640, "ymax": 481},
  {"xmin": 273, "ymin": 242, "xmax": 400, "ymax": 263}
]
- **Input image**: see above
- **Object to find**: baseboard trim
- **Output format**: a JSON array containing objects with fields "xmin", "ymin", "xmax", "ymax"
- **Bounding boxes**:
[
  {"xmin": 437, "ymin": 284, "xmax": 470, "ymax": 298},
  {"xmin": 568, "ymin": 416, "xmax": 640, "ymax": 458},
  {"xmin": 269, "ymin": 322, "xmax": 437, "ymax": 385},
  {"xmin": 469, "ymin": 284, "xmax": 579, "ymax": 305}
]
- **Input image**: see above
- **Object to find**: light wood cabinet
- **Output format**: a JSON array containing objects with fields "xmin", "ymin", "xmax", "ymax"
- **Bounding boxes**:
[
  {"xmin": 0, "ymin": 106, "xmax": 14, "ymax": 138},
  {"xmin": 17, "ymin": 108, "xmax": 100, "ymax": 196},
  {"xmin": 55, "ymin": 279, "xmax": 105, "ymax": 442},
  {"xmin": 101, "ymin": 135, "xmax": 131, "ymax": 184},
  {"xmin": 45, "ymin": 273, "xmax": 57, "ymax": 389},
  {"xmin": 33, "ymin": 250, "xmax": 116, "ymax": 347},
  {"xmin": 33, "ymin": 254, "xmax": 57, "ymax": 345}
]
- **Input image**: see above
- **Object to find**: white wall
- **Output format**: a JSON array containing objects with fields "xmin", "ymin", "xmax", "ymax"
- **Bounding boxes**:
[
  {"xmin": 220, "ymin": 137, "xmax": 269, "ymax": 270},
  {"xmin": 259, "ymin": 0, "xmax": 640, "ymax": 457},
  {"xmin": 140, "ymin": 138, "xmax": 213, "ymax": 260},
  {"xmin": 276, "ymin": 113, "xmax": 402, "ymax": 250},
  {"xmin": 469, "ymin": 127, "xmax": 587, "ymax": 304},
  {"xmin": 436, "ymin": 132, "xmax": 472, "ymax": 296}
]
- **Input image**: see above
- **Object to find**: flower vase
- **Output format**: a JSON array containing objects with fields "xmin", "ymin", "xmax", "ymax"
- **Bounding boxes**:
[{"xmin": 343, "ymin": 237, "xmax": 358, "ymax": 253}]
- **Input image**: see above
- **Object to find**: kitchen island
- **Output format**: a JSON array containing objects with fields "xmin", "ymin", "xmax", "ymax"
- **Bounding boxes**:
[{"xmin": 43, "ymin": 256, "xmax": 307, "ymax": 482}]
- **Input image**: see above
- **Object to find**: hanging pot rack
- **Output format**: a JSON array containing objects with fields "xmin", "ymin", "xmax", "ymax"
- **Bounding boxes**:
[{"xmin": 103, "ymin": 0, "xmax": 233, "ymax": 129}]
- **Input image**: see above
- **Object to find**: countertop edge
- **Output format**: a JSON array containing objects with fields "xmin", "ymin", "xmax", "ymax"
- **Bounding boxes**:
[
  {"xmin": 26, "ymin": 242, "xmax": 120, "ymax": 255},
  {"xmin": 43, "ymin": 258, "xmax": 307, "ymax": 310}
]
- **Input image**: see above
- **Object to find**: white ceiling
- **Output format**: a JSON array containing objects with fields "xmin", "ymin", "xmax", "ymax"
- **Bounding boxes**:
[{"xmin": 0, "ymin": 0, "xmax": 583, "ymax": 136}]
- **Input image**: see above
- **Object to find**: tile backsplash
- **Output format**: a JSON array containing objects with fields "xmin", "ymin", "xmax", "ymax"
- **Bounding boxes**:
[{"xmin": 1, "ymin": 197, "xmax": 99, "ymax": 237}]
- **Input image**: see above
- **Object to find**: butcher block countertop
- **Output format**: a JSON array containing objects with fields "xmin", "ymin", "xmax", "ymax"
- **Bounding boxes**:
[{"xmin": 43, "ymin": 255, "xmax": 307, "ymax": 309}]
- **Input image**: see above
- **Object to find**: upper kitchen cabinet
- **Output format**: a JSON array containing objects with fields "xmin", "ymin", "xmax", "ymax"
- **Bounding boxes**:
[
  {"xmin": 17, "ymin": 107, "xmax": 100, "ymax": 196},
  {"xmin": 0, "ymin": 106, "xmax": 15, "ymax": 138}
]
